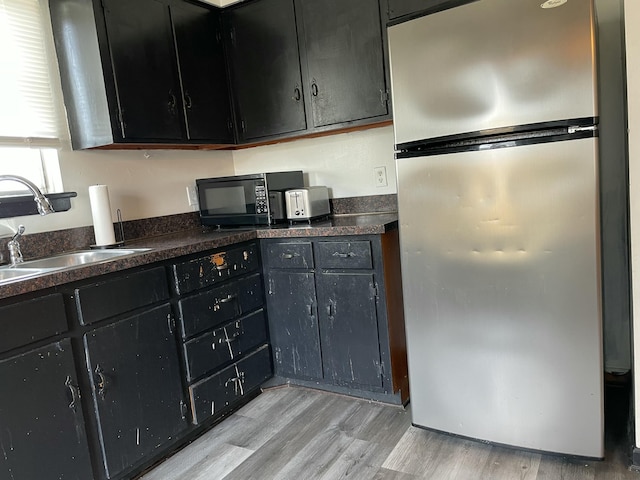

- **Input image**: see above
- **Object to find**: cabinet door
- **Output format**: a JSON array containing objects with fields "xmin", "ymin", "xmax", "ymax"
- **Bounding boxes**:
[
  {"xmin": 0, "ymin": 339, "xmax": 93, "ymax": 479},
  {"xmin": 298, "ymin": 0, "xmax": 388, "ymax": 127},
  {"xmin": 172, "ymin": 2, "xmax": 233, "ymax": 143},
  {"xmin": 265, "ymin": 270, "xmax": 323, "ymax": 379},
  {"xmin": 103, "ymin": 0, "xmax": 184, "ymax": 141},
  {"xmin": 225, "ymin": 0, "xmax": 307, "ymax": 140},
  {"xmin": 84, "ymin": 304, "xmax": 187, "ymax": 479},
  {"xmin": 316, "ymin": 272, "xmax": 384, "ymax": 388}
]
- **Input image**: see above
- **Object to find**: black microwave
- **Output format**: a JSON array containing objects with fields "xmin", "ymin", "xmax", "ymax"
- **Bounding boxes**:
[{"xmin": 196, "ymin": 171, "xmax": 304, "ymax": 227}]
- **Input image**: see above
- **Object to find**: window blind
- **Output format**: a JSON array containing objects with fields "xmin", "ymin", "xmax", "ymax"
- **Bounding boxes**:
[{"xmin": 0, "ymin": 0, "xmax": 60, "ymax": 145}]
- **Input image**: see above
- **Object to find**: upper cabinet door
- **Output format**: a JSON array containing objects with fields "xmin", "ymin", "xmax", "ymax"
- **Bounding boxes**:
[
  {"xmin": 171, "ymin": 3, "xmax": 234, "ymax": 143},
  {"xmin": 298, "ymin": 0, "xmax": 388, "ymax": 128},
  {"xmin": 103, "ymin": 0, "xmax": 184, "ymax": 141},
  {"xmin": 225, "ymin": 0, "xmax": 307, "ymax": 141}
]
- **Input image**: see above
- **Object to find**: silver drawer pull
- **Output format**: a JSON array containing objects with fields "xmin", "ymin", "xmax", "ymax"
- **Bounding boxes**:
[
  {"xmin": 218, "ymin": 294, "xmax": 237, "ymax": 304},
  {"xmin": 282, "ymin": 252, "xmax": 299, "ymax": 260},
  {"xmin": 334, "ymin": 252, "xmax": 356, "ymax": 258}
]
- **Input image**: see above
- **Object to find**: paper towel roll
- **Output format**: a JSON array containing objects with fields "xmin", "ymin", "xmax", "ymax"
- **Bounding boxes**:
[{"xmin": 89, "ymin": 185, "xmax": 116, "ymax": 246}]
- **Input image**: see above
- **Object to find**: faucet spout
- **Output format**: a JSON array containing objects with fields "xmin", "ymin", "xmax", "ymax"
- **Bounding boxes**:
[{"xmin": 0, "ymin": 175, "xmax": 55, "ymax": 215}]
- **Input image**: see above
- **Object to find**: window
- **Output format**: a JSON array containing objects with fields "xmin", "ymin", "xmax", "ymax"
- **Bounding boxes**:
[{"xmin": 0, "ymin": 0, "xmax": 64, "ymax": 195}]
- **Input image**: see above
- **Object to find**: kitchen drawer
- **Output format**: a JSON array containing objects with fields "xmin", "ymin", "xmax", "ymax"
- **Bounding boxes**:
[
  {"xmin": 170, "ymin": 243, "xmax": 259, "ymax": 295},
  {"xmin": 75, "ymin": 267, "xmax": 169, "ymax": 326},
  {"xmin": 188, "ymin": 344, "xmax": 272, "ymax": 424},
  {"xmin": 315, "ymin": 241, "xmax": 373, "ymax": 269},
  {"xmin": 177, "ymin": 272, "xmax": 264, "ymax": 339},
  {"xmin": 0, "ymin": 293, "xmax": 68, "ymax": 354},
  {"xmin": 183, "ymin": 309, "xmax": 268, "ymax": 381},
  {"xmin": 264, "ymin": 241, "xmax": 314, "ymax": 269}
]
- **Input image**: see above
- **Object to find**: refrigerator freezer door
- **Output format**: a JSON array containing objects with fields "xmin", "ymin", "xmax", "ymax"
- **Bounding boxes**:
[
  {"xmin": 388, "ymin": 0, "xmax": 598, "ymax": 146},
  {"xmin": 397, "ymin": 138, "xmax": 603, "ymax": 457}
]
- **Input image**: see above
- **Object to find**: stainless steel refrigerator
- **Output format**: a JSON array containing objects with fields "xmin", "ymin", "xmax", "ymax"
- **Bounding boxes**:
[{"xmin": 388, "ymin": 0, "xmax": 603, "ymax": 457}]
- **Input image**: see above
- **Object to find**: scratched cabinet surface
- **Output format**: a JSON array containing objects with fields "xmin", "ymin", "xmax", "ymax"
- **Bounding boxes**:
[
  {"xmin": 265, "ymin": 269, "xmax": 323, "ymax": 380},
  {"xmin": 316, "ymin": 271, "xmax": 383, "ymax": 388},
  {"xmin": 83, "ymin": 304, "xmax": 188, "ymax": 479},
  {"xmin": 0, "ymin": 338, "xmax": 93, "ymax": 480},
  {"xmin": 170, "ymin": 242, "xmax": 259, "ymax": 295},
  {"xmin": 171, "ymin": 241, "xmax": 272, "ymax": 426},
  {"xmin": 261, "ymin": 234, "xmax": 408, "ymax": 404}
]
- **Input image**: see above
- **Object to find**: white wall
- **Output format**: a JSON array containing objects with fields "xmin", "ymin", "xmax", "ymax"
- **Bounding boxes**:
[
  {"xmin": 0, "ymin": 145, "xmax": 234, "ymax": 237},
  {"xmin": 232, "ymin": 125, "xmax": 397, "ymax": 198},
  {"xmin": 624, "ymin": 0, "xmax": 640, "ymax": 448}
]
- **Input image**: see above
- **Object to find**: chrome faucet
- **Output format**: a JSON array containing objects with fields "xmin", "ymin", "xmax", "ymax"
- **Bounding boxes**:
[
  {"xmin": 7, "ymin": 225, "xmax": 25, "ymax": 265},
  {"xmin": 0, "ymin": 175, "xmax": 55, "ymax": 215}
]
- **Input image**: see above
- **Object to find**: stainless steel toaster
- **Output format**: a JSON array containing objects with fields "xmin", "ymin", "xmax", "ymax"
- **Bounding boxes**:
[{"xmin": 285, "ymin": 186, "xmax": 330, "ymax": 221}]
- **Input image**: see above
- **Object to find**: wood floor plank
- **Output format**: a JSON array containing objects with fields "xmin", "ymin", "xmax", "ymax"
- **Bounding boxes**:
[
  {"xmin": 137, "ymin": 386, "xmax": 638, "ymax": 480},
  {"xmin": 478, "ymin": 445, "xmax": 541, "ymax": 480},
  {"xmin": 373, "ymin": 467, "xmax": 421, "ymax": 479},
  {"xmin": 221, "ymin": 394, "xmax": 361, "ymax": 480},
  {"xmin": 536, "ymin": 456, "xmax": 595, "ymax": 480}
]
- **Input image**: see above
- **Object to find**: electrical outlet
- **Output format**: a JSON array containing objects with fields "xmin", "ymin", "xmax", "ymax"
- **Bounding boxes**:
[
  {"xmin": 374, "ymin": 166, "xmax": 388, "ymax": 187},
  {"xmin": 186, "ymin": 185, "xmax": 199, "ymax": 208}
]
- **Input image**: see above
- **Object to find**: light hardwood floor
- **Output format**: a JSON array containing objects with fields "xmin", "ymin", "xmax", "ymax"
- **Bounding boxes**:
[{"xmin": 139, "ymin": 385, "xmax": 637, "ymax": 480}]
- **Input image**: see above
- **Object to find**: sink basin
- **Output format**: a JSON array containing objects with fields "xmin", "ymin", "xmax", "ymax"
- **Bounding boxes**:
[
  {"xmin": 13, "ymin": 248, "xmax": 151, "ymax": 269},
  {"xmin": 0, "ymin": 248, "xmax": 151, "ymax": 285},
  {"xmin": 0, "ymin": 267, "xmax": 58, "ymax": 285}
]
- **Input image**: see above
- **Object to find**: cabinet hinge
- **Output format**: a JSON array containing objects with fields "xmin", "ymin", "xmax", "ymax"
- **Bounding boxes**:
[
  {"xmin": 371, "ymin": 283, "xmax": 379, "ymax": 299},
  {"xmin": 380, "ymin": 89, "xmax": 390, "ymax": 107}
]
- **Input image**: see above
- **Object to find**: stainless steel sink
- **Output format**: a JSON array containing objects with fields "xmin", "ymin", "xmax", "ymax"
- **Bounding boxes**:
[
  {"xmin": 13, "ymin": 248, "xmax": 151, "ymax": 269},
  {"xmin": 0, "ymin": 267, "xmax": 58, "ymax": 285},
  {"xmin": 0, "ymin": 248, "xmax": 151, "ymax": 285}
]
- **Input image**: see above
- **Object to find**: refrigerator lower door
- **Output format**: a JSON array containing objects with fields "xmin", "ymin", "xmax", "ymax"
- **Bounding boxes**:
[{"xmin": 397, "ymin": 137, "xmax": 603, "ymax": 457}]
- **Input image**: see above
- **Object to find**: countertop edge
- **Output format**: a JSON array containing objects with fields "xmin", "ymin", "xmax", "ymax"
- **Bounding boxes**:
[{"xmin": 0, "ymin": 213, "xmax": 398, "ymax": 300}]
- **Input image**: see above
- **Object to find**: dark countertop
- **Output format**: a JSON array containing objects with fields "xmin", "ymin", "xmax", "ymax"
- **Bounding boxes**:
[{"xmin": 0, "ymin": 213, "xmax": 397, "ymax": 300}]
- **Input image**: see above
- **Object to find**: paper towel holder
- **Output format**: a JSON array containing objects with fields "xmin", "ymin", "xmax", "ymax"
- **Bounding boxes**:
[{"xmin": 90, "ymin": 209, "xmax": 125, "ymax": 249}]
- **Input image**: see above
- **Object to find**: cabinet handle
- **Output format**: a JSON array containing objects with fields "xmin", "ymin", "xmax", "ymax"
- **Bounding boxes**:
[
  {"xmin": 311, "ymin": 81, "xmax": 319, "ymax": 97},
  {"xmin": 218, "ymin": 294, "xmax": 237, "ymax": 304},
  {"xmin": 281, "ymin": 252, "xmax": 298, "ymax": 260},
  {"xmin": 184, "ymin": 92, "xmax": 193, "ymax": 110},
  {"xmin": 95, "ymin": 365, "xmax": 107, "ymax": 400},
  {"xmin": 65, "ymin": 376, "xmax": 80, "ymax": 411},
  {"xmin": 334, "ymin": 252, "xmax": 356, "ymax": 259},
  {"xmin": 168, "ymin": 90, "xmax": 177, "ymax": 114},
  {"xmin": 306, "ymin": 304, "xmax": 313, "ymax": 316},
  {"xmin": 293, "ymin": 86, "xmax": 301, "ymax": 102},
  {"xmin": 326, "ymin": 303, "xmax": 334, "ymax": 317}
]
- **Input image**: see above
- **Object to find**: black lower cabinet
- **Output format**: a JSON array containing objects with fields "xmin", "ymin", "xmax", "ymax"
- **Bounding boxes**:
[
  {"xmin": 0, "ymin": 339, "xmax": 93, "ymax": 480},
  {"xmin": 266, "ymin": 270, "xmax": 323, "ymax": 380},
  {"xmin": 83, "ymin": 304, "xmax": 188, "ymax": 479},
  {"xmin": 262, "ymin": 234, "xmax": 409, "ymax": 404},
  {"xmin": 316, "ymin": 272, "xmax": 383, "ymax": 388},
  {"xmin": 189, "ymin": 344, "xmax": 272, "ymax": 424}
]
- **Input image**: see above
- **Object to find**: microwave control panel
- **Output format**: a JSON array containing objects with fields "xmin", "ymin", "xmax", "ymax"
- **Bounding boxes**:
[{"xmin": 255, "ymin": 184, "xmax": 268, "ymax": 214}]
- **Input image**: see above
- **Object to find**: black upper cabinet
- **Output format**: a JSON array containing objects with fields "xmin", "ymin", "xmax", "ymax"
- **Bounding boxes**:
[
  {"xmin": 50, "ymin": 0, "xmax": 233, "ymax": 148},
  {"xmin": 297, "ymin": 0, "xmax": 388, "ymax": 128},
  {"xmin": 171, "ymin": 2, "xmax": 234, "ymax": 142},
  {"xmin": 225, "ymin": 0, "xmax": 307, "ymax": 141},
  {"xmin": 103, "ymin": 0, "xmax": 183, "ymax": 141},
  {"xmin": 224, "ymin": 0, "xmax": 390, "ymax": 143}
]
